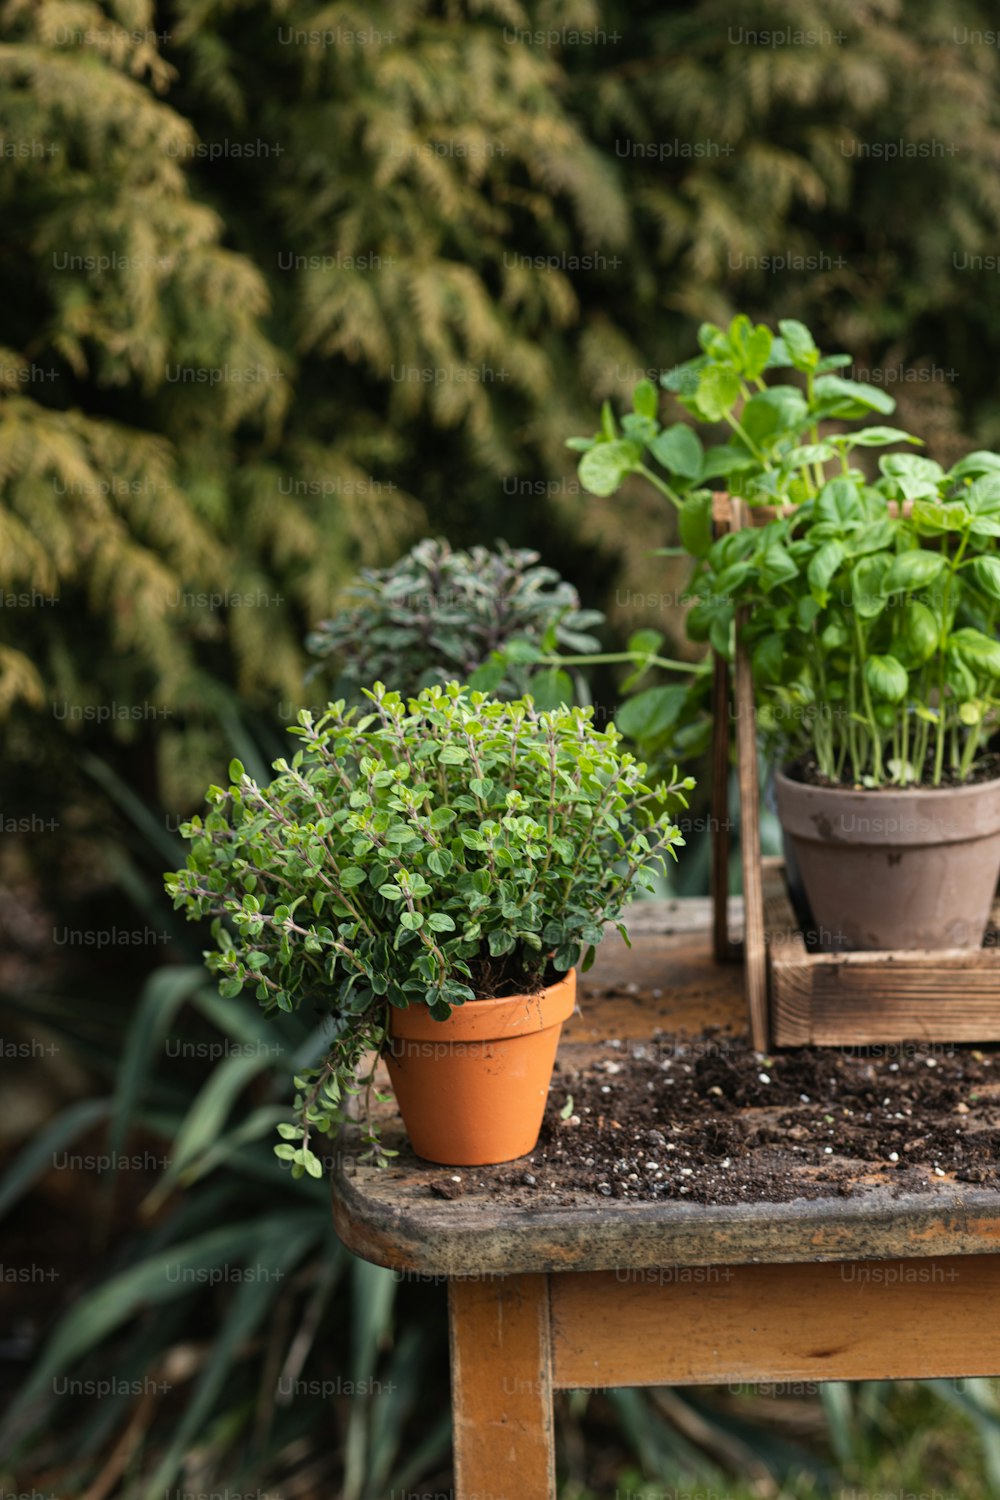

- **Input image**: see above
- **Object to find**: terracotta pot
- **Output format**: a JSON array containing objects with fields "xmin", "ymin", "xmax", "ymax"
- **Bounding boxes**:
[
  {"xmin": 775, "ymin": 768, "xmax": 1000, "ymax": 952},
  {"xmin": 385, "ymin": 971, "xmax": 576, "ymax": 1166}
]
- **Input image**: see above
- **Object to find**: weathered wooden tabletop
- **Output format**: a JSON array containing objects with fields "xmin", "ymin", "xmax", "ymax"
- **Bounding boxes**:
[{"xmin": 331, "ymin": 898, "xmax": 1000, "ymax": 1277}]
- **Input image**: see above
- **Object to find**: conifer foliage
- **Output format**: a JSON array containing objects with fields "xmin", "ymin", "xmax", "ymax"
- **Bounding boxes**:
[
  {"xmin": 9, "ymin": 4, "xmax": 1000, "ymax": 1494},
  {"xmin": 5, "ymin": 0, "xmax": 1000, "ymax": 804}
]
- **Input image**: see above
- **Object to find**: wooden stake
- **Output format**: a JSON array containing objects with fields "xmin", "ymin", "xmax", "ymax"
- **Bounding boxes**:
[
  {"xmin": 711, "ymin": 651, "xmax": 734, "ymax": 963},
  {"xmin": 734, "ymin": 612, "xmax": 768, "ymax": 1051},
  {"xmin": 727, "ymin": 498, "xmax": 768, "ymax": 1050}
]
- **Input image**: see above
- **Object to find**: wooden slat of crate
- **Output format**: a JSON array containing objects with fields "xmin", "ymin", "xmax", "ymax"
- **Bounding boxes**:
[
  {"xmin": 711, "ymin": 494, "xmax": 912, "ymax": 527},
  {"xmin": 764, "ymin": 860, "xmax": 1000, "ymax": 1046}
]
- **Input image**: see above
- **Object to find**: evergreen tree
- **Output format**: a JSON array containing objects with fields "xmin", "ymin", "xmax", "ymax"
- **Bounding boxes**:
[
  {"xmin": 0, "ymin": 0, "xmax": 418, "ymax": 803},
  {"xmin": 6, "ymin": 0, "xmax": 1000, "ymax": 808}
]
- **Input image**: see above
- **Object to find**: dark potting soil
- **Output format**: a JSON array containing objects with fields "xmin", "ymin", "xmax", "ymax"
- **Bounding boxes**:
[
  {"xmin": 478, "ymin": 1027, "xmax": 1000, "ymax": 1206},
  {"xmin": 462, "ymin": 952, "xmax": 560, "ymax": 1000},
  {"xmin": 788, "ymin": 752, "xmax": 1000, "ymax": 792}
]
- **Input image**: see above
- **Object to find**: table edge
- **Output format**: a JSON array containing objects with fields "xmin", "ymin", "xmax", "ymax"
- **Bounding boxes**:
[{"xmin": 332, "ymin": 1167, "xmax": 1000, "ymax": 1276}]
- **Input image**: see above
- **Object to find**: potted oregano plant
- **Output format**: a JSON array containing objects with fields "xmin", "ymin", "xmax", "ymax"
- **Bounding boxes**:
[
  {"xmin": 571, "ymin": 315, "xmax": 1000, "ymax": 952},
  {"xmin": 166, "ymin": 683, "xmax": 692, "ymax": 1168}
]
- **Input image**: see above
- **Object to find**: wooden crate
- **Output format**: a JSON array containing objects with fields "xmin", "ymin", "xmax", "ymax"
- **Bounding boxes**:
[
  {"xmin": 709, "ymin": 495, "xmax": 1000, "ymax": 1050},
  {"xmin": 763, "ymin": 858, "xmax": 1000, "ymax": 1046}
]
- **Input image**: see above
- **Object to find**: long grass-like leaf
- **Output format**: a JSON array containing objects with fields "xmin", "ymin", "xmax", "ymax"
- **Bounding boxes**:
[
  {"xmin": 926, "ymin": 1378, "xmax": 1000, "ymax": 1496},
  {"xmin": 364, "ymin": 1324, "xmax": 450, "ymax": 1500},
  {"xmin": 107, "ymin": 964, "xmax": 207, "ymax": 1162},
  {"xmin": 343, "ymin": 1258, "xmax": 398, "ymax": 1500},
  {"xmin": 820, "ymin": 1382, "xmax": 857, "ymax": 1468},
  {"xmin": 0, "ymin": 1098, "xmax": 110, "ymax": 1221},
  {"xmin": 175, "ymin": 1104, "xmax": 290, "ymax": 1187},
  {"xmin": 140, "ymin": 1050, "xmax": 272, "ymax": 1213},
  {"xmin": 606, "ymin": 1387, "xmax": 723, "ymax": 1481},
  {"xmin": 81, "ymin": 753, "xmax": 186, "ymax": 867},
  {"xmin": 139, "ymin": 1222, "xmax": 322, "ymax": 1499},
  {"xmin": 0, "ymin": 1212, "xmax": 321, "ymax": 1442},
  {"xmin": 190, "ymin": 984, "xmax": 290, "ymax": 1050},
  {"xmin": 215, "ymin": 700, "xmax": 273, "ymax": 785},
  {"xmin": 291, "ymin": 1017, "xmax": 338, "ymax": 1072}
]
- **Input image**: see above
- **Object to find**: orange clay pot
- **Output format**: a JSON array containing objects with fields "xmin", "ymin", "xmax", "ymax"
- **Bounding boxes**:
[{"xmin": 385, "ymin": 971, "xmax": 577, "ymax": 1166}]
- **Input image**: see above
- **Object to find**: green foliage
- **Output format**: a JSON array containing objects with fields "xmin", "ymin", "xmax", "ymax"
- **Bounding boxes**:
[
  {"xmin": 7, "ymin": 815, "xmax": 1000, "ymax": 1494},
  {"xmin": 306, "ymin": 536, "xmax": 603, "ymax": 703},
  {"xmin": 575, "ymin": 315, "xmax": 1000, "ymax": 788},
  {"xmin": 12, "ymin": 0, "xmax": 1000, "ymax": 810},
  {"xmin": 0, "ymin": 953, "xmax": 450, "ymax": 1498},
  {"xmin": 572, "ymin": 627, "xmax": 714, "ymax": 774},
  {"xmin": 0, "ymin": 0, "xmax": 424, "ymax": 805},
  {"xmin": 13, "ymin": 3, "xmax": 1000, "ymax": 1489},
  {"xmin": 589, "ymin": 1379, "xmax": 1000, "ymax": 1500},
  {"xmin": 703, "ymin": 467, "xmax": 1000, "ymax": 786},
  {"xmin": 167, "ymin": 682, "xmax": 693, "ymax": 1163},
  {"xmin": 571, "ymin": 313, "xmax": 914, "ymax": 513}
]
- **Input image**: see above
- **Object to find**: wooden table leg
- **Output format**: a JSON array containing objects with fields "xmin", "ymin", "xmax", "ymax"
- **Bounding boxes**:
[{"xmin": 449, "ymin": 1272, "xmax": 556, "ymax": 1500}]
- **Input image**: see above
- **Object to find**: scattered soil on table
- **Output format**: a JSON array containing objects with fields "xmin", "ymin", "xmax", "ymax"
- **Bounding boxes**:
[{"xmin": 480, "ymin": 1028, "xmax": 1000, "ymax": 1206}]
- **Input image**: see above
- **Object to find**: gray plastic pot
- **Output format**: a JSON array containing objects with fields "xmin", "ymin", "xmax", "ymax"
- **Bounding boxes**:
[{"xmin": 775, "ymin": 768, "xmax": 1000, "ymax": 952}]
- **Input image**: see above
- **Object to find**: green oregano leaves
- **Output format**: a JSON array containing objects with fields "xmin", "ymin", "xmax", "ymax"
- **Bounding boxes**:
[{"xmin": 166, "ymin": 683, "xmax": 693, "ymax": 1167}]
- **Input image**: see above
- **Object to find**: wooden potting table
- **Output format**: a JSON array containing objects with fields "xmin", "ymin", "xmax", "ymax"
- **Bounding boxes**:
[{"xmin": 331, "ymin": 900, "xmax": 1000, "ymax": 1500}]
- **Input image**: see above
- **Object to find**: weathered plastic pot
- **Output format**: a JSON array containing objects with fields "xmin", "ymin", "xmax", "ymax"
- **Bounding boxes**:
[
  {"xmin": 775, "ymin": 769, "xmax": 1000, "ymax": 952},
  {"xmin": 385, "ymin": 971, "xmax": 576, "ymax": 1166}
]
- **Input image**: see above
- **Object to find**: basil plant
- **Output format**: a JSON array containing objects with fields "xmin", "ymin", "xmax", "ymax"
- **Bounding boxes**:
[{"xmin": 572, "ymin": 315, "xmax": 1000, "ymax": 788}]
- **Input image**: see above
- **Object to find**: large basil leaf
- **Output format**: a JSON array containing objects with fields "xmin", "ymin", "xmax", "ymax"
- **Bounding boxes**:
[{"xmin": 864, "ymin": 654, "xmax": 908, "ymax": 703}]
